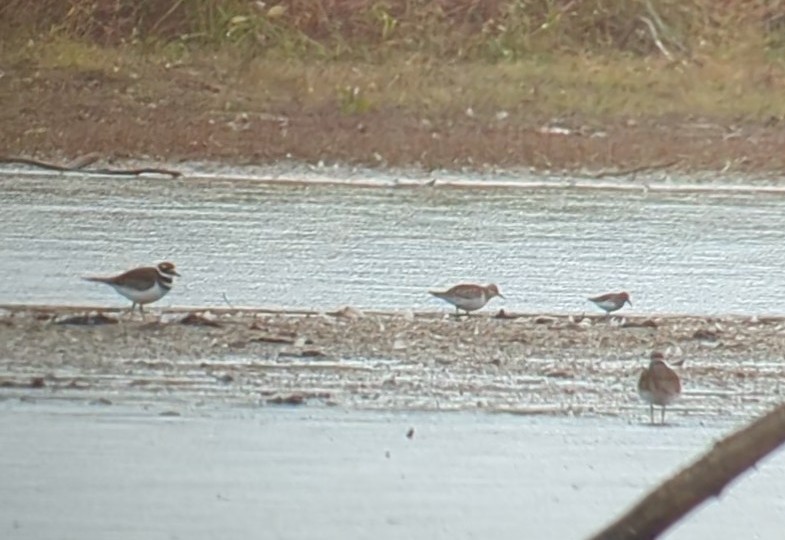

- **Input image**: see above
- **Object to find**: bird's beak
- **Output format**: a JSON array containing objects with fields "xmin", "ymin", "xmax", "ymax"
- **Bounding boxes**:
[
  {"xmin": 173, "ymin": 270, "xmax": 181, "ymax": 277},
  {"xmin": 498, "ymin": 293, "xmax": 505, "ymax": 299},
  {"xmin": 626, "ymin": 299, "xmax": 632, "ymax": 306}
]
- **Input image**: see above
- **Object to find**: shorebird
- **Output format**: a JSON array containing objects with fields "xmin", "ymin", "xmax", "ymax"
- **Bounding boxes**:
[
  {"xmin": 638, "ymin": 351, "xmax": 682, "ymax": 424},
  {"xmin": 588, "ymin": 291, "xmax": 631, "ymax": 316},
  {"xmin": 429, "ymin": 283, "xmax": 504, "ymax": 315},
  {"xmin": 83, "ymin": 261, "xmax": 180, "ymax": 316}
]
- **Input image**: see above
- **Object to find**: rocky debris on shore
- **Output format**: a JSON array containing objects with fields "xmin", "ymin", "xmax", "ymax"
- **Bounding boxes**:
[{"xmin": 1, "ymin": 307, "xmax": 784, "ymax": 417}]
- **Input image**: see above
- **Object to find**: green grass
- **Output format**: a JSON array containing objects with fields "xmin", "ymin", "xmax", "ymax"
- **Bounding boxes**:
[
  {"xmin": 24, "ymin": 39, "xmax": 123, "ymax": 70},
  {"xmin": 8, "ymin": 37, "xmax": 785, "ymax": 123},
  {"xmin": 226, "ymin": 52, "xmax": 785, "ymax": 122}
]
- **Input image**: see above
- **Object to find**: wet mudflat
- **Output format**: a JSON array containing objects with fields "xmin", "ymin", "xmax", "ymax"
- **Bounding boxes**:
[
  {"xmin": 1, "ymin": 401, "xmax": 784, "ymax": 540},
  {"xmin": 1, "ymin": 308, "xmax": 784, "ymax": 420}
]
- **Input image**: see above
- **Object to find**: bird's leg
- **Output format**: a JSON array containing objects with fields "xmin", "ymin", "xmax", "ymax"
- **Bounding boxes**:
[
  {"xmin": 649, "ymin": 403, "xmax": 655, "ymax": 424},
  {"xmin": 661, "ymin": 406, "xmax": 666, "ymax": 425},
  {"xmin": 139, "ymin": 303, "xmax": 146, "ymax": 321}
]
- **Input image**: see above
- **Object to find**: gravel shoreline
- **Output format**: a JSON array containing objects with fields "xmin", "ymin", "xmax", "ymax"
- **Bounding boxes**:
[{"xmin": 2, "ymin": 306, "xmax": 784, "ymax": 418}]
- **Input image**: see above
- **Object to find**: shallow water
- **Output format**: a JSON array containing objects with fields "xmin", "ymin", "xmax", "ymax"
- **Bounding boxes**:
[
  {"xmin": 3, "ymin": 170, "xmax": 785, "ymax": 314},
  {"xmin": 1, "ymin": 401, "xmax": 783, "ymax": 540}
]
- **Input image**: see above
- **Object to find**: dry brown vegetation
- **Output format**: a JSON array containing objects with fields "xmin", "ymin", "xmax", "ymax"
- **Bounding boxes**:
[
  {"xmin": 4, "ymin": 0, "xmax": 785, "ymax": 59},
  {"xmin": 4, "ymin": 1, "xmax": 785, "ymax": 171}
]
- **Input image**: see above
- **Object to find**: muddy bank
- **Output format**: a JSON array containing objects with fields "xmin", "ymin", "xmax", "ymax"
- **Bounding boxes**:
[
  {"xmin": 4, "ymin": 63, "xmax": 785, "ymax": 174},
  {"xmin": 1, "ymin": 307, "xmax": 783, "ymax": 418}
]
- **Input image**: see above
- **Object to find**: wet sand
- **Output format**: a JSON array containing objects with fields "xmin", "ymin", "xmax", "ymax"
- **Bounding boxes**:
[
  {"xmin": 1, "ymin": 400, "xmax": 784, "ymax": 540},
  {"xmin": 2, "ymin": 306, "xmax": 785, "ymax": 419},
  {"xmin": 4, "ymin": 307, "xmax": 785, "ymax": 539}
]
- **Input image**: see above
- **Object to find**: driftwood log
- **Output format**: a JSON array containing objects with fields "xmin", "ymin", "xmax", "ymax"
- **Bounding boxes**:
[
  {"xmin": 0, "ymin": 155, "xmax": 181, "ymax": 178},
  {"xmin": 589, "ymin": 401, "xmax": 785, "ymax": 539}
]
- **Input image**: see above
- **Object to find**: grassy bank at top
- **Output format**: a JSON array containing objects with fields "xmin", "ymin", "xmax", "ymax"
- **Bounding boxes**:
[
  {"xmin": 4, "ymin": 1, "xmax": 785, "ymax": 171},
  {"xmin": 5, "ymin": 37, "xmax": 785, "ymax": 125},
  {"xmin": 4, "ymin": 0, "xmax": 785, "ymax": 62},
  {"xmin": 4, "ymin": 1, "xmax": 785, "ymax": 122}
]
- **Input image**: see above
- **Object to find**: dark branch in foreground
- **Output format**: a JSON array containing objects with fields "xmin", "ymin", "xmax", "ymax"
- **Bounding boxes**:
[
  {"xmin": 0, "ymin": 155, "xmax": 182, "ymax": 178},
  {"xmin": 589, "ymin": 401, "xmax": 785, "ymax": 540}
]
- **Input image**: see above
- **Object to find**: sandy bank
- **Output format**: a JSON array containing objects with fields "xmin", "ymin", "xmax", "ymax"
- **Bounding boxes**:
[{"xmin": 1, "ymin": 306, "xmax": 783, "ymax": 419}]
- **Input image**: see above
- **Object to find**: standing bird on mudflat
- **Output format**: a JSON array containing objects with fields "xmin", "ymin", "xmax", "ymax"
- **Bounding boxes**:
[
  {"xmin": 429, "ymin": 283, "xmax": 504, "ymax": 315},
  {"xmin": 83, "ymin": 261, "xmax": 180, "ymax": 316},
  {"xmin": 588, "ymin": 291, "xmax": 631, "ymax": 316},
  {"xmin": 638, "ymin": 351, "xmax": 682, "ymax": 425}
]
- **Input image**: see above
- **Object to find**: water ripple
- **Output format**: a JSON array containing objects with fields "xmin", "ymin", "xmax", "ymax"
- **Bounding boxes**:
[{"xmin": 2, "ymin": 172, "xmax": 785, "ymax": 314}]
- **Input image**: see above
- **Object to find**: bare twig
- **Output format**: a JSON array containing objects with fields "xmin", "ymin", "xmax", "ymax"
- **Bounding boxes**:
[
  {"xmin": 644, "ymin": 0, "xmax": 688, "ymax": 54},
  {"xmin": 529, "ymin": 0, "xmax": 581, "ymax": 37},
  {"xmin": 638, "ymin": 16, "xmax": 674, "ymax": 61},
  {"xmin": 589, "ymin": 401, "xmax": 785, "ymax": 540},
  {"xmin": 149, "ymin": 0, "xmax": 185, "ymax": 35},
  {"xmin": 88, "ymin": 167, "xmax": 182, "ymax": 178},
  {"xmin": 67, "ymin": 152, "xmax": 101, "ymax": 169},
  {"xmin": 0, "ymin": 156, "xmax": 72, "ymax": 172},
  {"xmin": 587, "ymin": 159, "xmax": 680, "ymax": 179},
  {"xmin": 0, "ymin": 156, "xmax": 182, "ymax": 178}
]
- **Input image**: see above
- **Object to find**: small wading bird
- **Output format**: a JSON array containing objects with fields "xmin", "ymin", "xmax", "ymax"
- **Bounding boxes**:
[
  {"xmin": 429, "ymin": 283, "xmax": 504, "ymax": 316},
  {"xmin": 83, "ymin": 261, "xmax": 180, "ymax": 316},
  {"xmin": 638, "ymin": 351, "xmax": 682, "ymax": 425},
  {"xmin": 588, "ymin": 291, "xmax": 631, "ymax": 316}
]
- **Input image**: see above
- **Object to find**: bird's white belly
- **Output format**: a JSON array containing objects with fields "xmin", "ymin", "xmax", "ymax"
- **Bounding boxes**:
[
  {"xmin": 639, "ymin": 388, "xmax": 677, "ymax": 406},
  {"xmin": 452, "ymin": 295, "xmax": 487, "ymax": 311},
  {"xmin": 638, "ymin": 389, "xmax": 654, "ymax": 404},
  {"xmin": 112, "ymin": 281, "xmax": 169, "ymax": 304},
  {"xmin": 595, "ymin": 300, "xmax": 618, "ymax": 311}
]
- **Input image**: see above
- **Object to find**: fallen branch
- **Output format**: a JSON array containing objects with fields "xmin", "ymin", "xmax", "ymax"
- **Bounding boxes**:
[
  {"xmin": 587, "ymin": 159, "xmax": 680, "ymax": 179},
  {"xmin": 0, "ymin": 155, "xmax": 182, "ymax": 178},
  {"xmin": 588, "ymin": 401, "xmax": 785, "ymax": 540}
]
